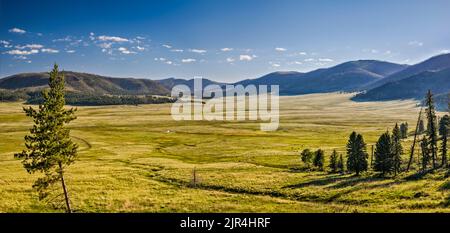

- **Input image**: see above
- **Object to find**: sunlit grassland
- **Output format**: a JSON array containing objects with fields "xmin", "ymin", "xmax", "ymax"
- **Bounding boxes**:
[{"xmin": 0, "ymin": 93, "xmax": 449, "ymax": 212}]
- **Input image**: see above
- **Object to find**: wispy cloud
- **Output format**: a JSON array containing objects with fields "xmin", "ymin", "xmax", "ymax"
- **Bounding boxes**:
[
  {"xmin": 275, "ymin": 47, "xmax": 287, "ymax": 52},
  {"xmin": 181, "ymin": 58, "xmax": 196, "ymax": 63},
  {"xmin": 271, "ymin": 63, "xmax": 280, "ymax": 67},
  {"xmin": 408, "ymin": 41, "xmax": 423, "ymax": 47},
  {"xmin": 189, "ymin": 49, "xmax": 207, "ymax": 54},
  {"xmin": 318, "ymin": 58, "xmax": 333, "ymax": 62},
  {"xmin": 118, "ymin": 47, "xmax": 135, "ymax": 54},
  {"xmin": 226, "ymin": 57, "xmax": 235, "ymax": 63},
  {"xmin": 239, "ymin": 55, "xmax": 253, "ymax": 61},
  {"xmin": 15, "ymin": 44, "xmax": 44, "ymax": 49},
  {"xmin": 9, "ymin": 27, "xmax": 26, "ymax": 34},
  {"xmin": 135, "ymin": 46, "xmax": 145, "ymax": 51},
  {"xmin": 0, "ymin": 40, "xmax": 11, "ymax": 47},
  {"xmin": 41, "ymin": 48, "xmax": 59, "ymax": 53},
  {"xmin": 53, "ymin": 36, "xmax": 72, "ymax": 42},
  {"xmin": 5, "ymin": 49, "xmax": 39, "ymax": 55},
  {"xmin": 98, "ymin": 35, "xmax": 129, "ymax": 42},
  {"xmin": 162, "ymin": 44, "xmax": 172, "ymax": 49},
  {"xmin": 171, "ymin": 49, "xmax": 183, "ymax": 52},
  {"xmin": 221, "ymin": 48, "xmax": 233, "ymax": 52},
  {"xmin": 66, "ymin": 50, "xmax": 76, "ymax": 53}
]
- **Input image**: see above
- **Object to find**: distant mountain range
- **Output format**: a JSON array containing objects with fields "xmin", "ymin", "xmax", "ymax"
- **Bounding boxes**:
[
  {"xmin": 0, "ymin": 71, "xmax": 169, "ymax": 96},
  {"xmin": 1, "ymin": 53, "xmax": 449, "ymax": 109}
]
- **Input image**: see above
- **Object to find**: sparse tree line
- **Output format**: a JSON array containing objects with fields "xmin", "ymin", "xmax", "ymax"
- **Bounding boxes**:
[
  {"xmin": 300, "ymin": 90, "xmax": 450, "ymax": 176},
  {"xmin": 0, "ymin": 88, "xmax": 175, "ymax": 106}
]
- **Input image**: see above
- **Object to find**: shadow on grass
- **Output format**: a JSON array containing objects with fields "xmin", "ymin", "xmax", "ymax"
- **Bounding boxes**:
[
  {"xmin": 403, "ymin": 169, "xmax": 435, "ymax": 181},
  {"xmin": 283, "ymin": 174, "xmax": 348, "ymax": 189},
  {"xmin": 328, "ymin": 175, "xmax": 386, "ymax": 189},
  {"xmin": 438, "ymin": 180, "xmax": 450, "ymax": 191}
]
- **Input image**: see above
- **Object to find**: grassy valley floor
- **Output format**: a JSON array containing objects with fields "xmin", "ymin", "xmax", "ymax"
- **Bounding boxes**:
[{"xmin": 0, "ymin": 93, "xmax": 449, "ymax": 212}]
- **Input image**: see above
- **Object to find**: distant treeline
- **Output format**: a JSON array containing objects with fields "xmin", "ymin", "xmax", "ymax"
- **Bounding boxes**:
[{"xmin": 0, "ymin": 89, "xmax": 175, "ymax": 106}]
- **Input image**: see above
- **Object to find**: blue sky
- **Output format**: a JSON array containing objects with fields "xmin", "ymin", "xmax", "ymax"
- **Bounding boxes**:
[{"xmin": 1, "ymin": 0, "xmax": 450, "ymax": 82}]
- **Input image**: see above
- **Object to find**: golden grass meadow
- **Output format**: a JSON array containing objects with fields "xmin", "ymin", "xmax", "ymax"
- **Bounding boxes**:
[{"xmin": 1, "ymin": 93, "xmax": 449, "ymax": 213}]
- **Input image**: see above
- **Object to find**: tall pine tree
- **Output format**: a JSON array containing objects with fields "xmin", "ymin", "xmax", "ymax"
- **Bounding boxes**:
[
  {"xmin": 374, "ymin": 131, "xmax": 393, "ymax": 176},
  {"xmin": 391, "ymin": 123, "xmax": 403, "ymax": 175},
  {"xmin": 346, "ymin": 132, "xmax": 368, "ymax": 175},
  {"xmin": 439, "ymin": 115, "xmax": 449, "ymax": 167},
  {"xmin": 425, "ymin": 90, "xmax": 438, "ymax": 169},
  {"xmin": 329, "ymin": 150, "xmax": 339, "ymax": 173},
  {"xmin": 14, "ymin": 64, "xmax": 78, "ymax": 213},
  {"xmin": 337, "ymin": 154, "xmax": 345, "ymax": 173},
  {"xmin": 421, "ymin": 136, "xmax": 430, "ymax": 171},
  {"xmin": 313, "ymin": 149, "xmax": 325, "ymax": 171}
]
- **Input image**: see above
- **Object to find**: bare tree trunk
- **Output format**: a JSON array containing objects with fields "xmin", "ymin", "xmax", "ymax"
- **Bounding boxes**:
[
  {"xmin": 58, "ymin": 162, "xmax": 72, "ymax": 213},
  {"xmin": 407, "ymin": 107, "xmax": 422, "ymax": 172},
  {"xmin": 370, "ymin": 144, "xmax": 374, "ymax": 168}
]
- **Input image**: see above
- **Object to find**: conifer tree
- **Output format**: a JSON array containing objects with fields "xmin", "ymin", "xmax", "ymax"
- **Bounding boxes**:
[
  {"xmin": 14, "ymin": 64, "xmax": 78, "ymax": 213},
  {"xmin": 346, "ymin": 132, "xmax": 368, "ymax": 175},
  {"xmin": 374, "ymin": 132, "xmax": 393, "ymax": 176},
  {"xmin": 421, "ymin": 136, "xmax": 430, "ymax": 171},
  {"xmin": 439, "ymin": 115, "xmax": 449, "ymax": 167},
  {"xmin": 300, "ymin": 149, "xmax": 313, "ymax": 167},
  {"xmin": 337, "ymin": 154, "xmax": 345, "ymax": 173},
  {"xmin": 329, "ymin": 150, "xmax": 339, "ymax": 173},
  {"xmin": 313, "ymin": 149, "xmax": 325, "ymax": 171},
  {"xmin": 425, "ymin": 90, "xmax": 438, "ymax": 169},
  {"xmin": 391, "ymin": 123, "xmax": 403, "ymax": 175},
  {"xmin": 400, "ymin": 122, "xmax": 408, "ymax": 139}
]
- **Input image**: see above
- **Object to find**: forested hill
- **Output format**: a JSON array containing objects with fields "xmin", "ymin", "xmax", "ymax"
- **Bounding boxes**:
[{"xmin": 0, "ymin": 71, "xmax": 170, "ymax": 96}]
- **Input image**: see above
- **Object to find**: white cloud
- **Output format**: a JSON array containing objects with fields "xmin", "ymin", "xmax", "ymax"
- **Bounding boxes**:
[
  {"xmin": 9, "ymin": 28, "xmax": 26, "ymax": 34},
  {"xmin": 98, "ymin": 35, "xmax": 129, "ymax": 42},
  {"xmin": 15, "ymin": 44, "xmax": 44, "ymax": 49},
  {"xmin": 221, "ymin": 48, "xmax": 233, "ymax": 52},
  {"xmin": 385, "ymin": 50, "xmax": 392, "ymax": 55},
  {"xmin": 41, "ymin": 48, "xmax": 59, "ymax": 53},
  {"xmin": 408, "ymin": 41, "xmax": 423, "ymax": 47},
  {"xmin": 118, "ymin": 47, "xmax": 135, "ymax": 54},
  {"xmin": 271, "ymin": 63, "xmax": 281, "ymax": 67},
  {"xmin": 135, "ymin": 46, "xmax": 145, "ymax": 51},
  {"xmin": 298, "ymin": 52, "xmax": 307, "ymax": 55},
  {"xmin": 14, "ymin": 55, "xmax": 28, "ymax": 60},
  {"xmin": 239, "ymin": 55, "xmax": 253, "ymax": 61},
  {"xmin": 275, "ymin": 47, "xmax": 287, "ymax": 52},
  {"xmin": 318, "ymin": 58, "xmax": 333, "ymax": 62},
  {"xmin": 162, "ymin": 44, "xmax": 172, "ymax": 49},
  {"xmin": 189, "ymin": 49, "xmax": 207, "ymax": 54},
  {"xmin": 5, "ymin": 49, "xmax": 39, "ymax": 55},
  {"xmin": 0, "ymin": 40, "xmax": 10, "ymax": 45},
  {"xmin": 371, "ymin": 49, "xmax": 379, "ymax": 54},
  {"xmin": 181, "ymin": 58, "xmax": 196, "ymax": 63},
  {"xmin": 171, "ymin": 49, "xmax": 183, "ymax": 52},
  {"xmin": 439, "ymin": 49, "xmax": 450, "ymax": 54},
  {"xmin": 99, "ymin": 43, "xmax": 112, "ymax": 49},
  {"xmin": 292, "ymin": 61, "xmax": 303, "ymax": 65},
  {"xmin": 53, "ymin": 36, "xmax": 72, "ymax": 42},
  {"xmin": 226, "ymin": 57, "xmax": 235, "ymax": 63},
  {"xmin": 66, "ymin": 50, "xmax": 76, "ymax": 53},
  {"xmin": 304, "ymin": 58, "xmax": 315, "ymax": 62},
  {"xmin": 89, "ymin": 32, "xmax": 95, "ymax": 40},
  {"xmin": 165, "ymin": 61, "xmax": 173, "ymax": 65}
]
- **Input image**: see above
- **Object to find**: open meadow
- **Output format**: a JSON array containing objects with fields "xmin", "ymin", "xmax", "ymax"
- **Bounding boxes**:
[{"xmin": 1, "ymin": 93, "xmax": 449, "ymax": 213}]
